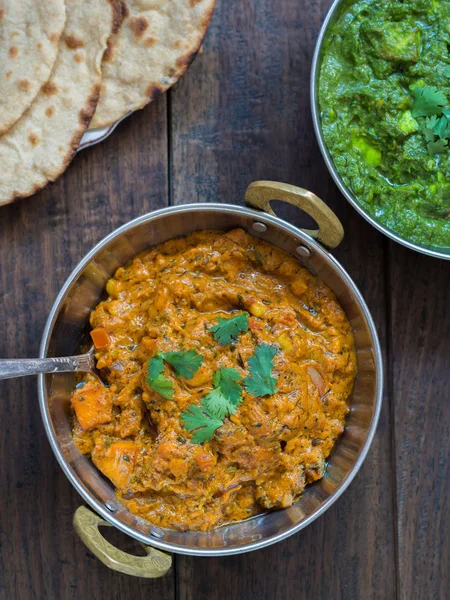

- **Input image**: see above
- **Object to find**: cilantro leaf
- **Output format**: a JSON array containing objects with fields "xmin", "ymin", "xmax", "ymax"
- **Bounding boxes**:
[
  {"xmin": 203, "ymin": 388, "xmax": 233, "ymax": 420},
  {"xmin": 148, "ymin": 354, "xmax": 164, "ymax": 380},
  {"xmin": 428, "ymin": 139, "xmax": 448, "ymax": 155},
  {"xmin": 444, "ymin": 65, "xmax": 450, "ymax": 78},
  {"xmin": 423, "ymin": 127, "xmax": 436, "ymax": 143},
  {"xmin": 149, "ymin": 374, "xmax": 174, "ymax": 399},
  {"xmin": 160, "ymin": 349, "xmax": 203, "ymax": 379},
  {"xmin": 147, "ymin": 356, "xmax": 173, "ymax": 399},
  {"xmin": 203, "ymin": 367, "xmax": 243, "ymax": 419},
  {"xmin": 433, "ymin": 115, "xmax": 450, "ymax": 140},
  {"xmin": 425, "ymin": 115, "xmax": 440, "ymax": 131},
  {"xmin": 214, "ymin": 367, "xmax": 242, "ymax": 407},
  {"xmin": 181, "ymin": 402, "xmax": 223, "ymax": 444},
  {"xmin": 244, "ymin": 343, "xmax": 278, "ymax": 397},
  {"xmin": 182, "ymin": 367, "xmax": 244, "ymax": 439},
  {"xmin": 422, "ymin": 116, "xmax": 439, "ymax": 142},
  {"xmin": 210, "ymin": 312, "xmax": 249, "ymax": 345},
  {"xmin": 412, "ymin": 86, "xmax": 447, "ymax": 118},
  {"xmin": 147, "ymin": 349, "xmax": 203, "ymax": 398}
]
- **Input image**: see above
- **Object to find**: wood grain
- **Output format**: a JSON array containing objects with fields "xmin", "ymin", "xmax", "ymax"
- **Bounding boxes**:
[
  {"xmin": 0, "ymin": 0, "xmax": 448, "ymax": 596},
  {"xmin": 388, "ymin": 246, "xmax": 450, "ymax": 600},
  {"xmin": 170, "ymin": 0, "xmax": 397, "ymax": 598},
  {"xmin": 0, "ymin": 97, "xmax": 174, "ymax": 600}
]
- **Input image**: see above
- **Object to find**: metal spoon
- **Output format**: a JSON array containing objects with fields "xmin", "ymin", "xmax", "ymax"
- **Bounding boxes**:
[{"xmin": 0, "ymin": 347, "xmax": 101, "ymax": 382}]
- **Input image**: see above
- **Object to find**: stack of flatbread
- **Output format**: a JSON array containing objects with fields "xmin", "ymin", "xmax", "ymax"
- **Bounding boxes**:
[{"xmin": 0, "ymin": 0, "xmax": 215, "ymax": 206}]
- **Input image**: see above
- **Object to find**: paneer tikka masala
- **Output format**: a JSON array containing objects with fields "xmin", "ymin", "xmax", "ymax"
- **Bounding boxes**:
[{"xmin": 71, "ymin": 229, "xmax": 357, "ymax": 531}]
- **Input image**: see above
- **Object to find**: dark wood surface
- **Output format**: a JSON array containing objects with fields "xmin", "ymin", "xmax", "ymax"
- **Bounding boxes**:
[{"xmin": 0, "ymin": 0, "xmax": 448, "ymax": 598}]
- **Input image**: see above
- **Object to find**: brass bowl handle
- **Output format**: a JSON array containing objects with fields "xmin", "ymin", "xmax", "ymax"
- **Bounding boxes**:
[
  {"xmin": 244, "ymin": 181, "xmax": 344, "ymax": 249},
  {"xmin": 73, "ymin": 506, "xmax": 172, "ymax": 578}
]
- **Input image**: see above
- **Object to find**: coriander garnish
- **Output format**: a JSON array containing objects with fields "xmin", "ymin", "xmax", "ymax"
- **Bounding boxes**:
[
  {"xmin": 181, "ymin": 401, "xmax": 223, "ymax": 444},
  {"xmin": 411, "ymin": 85, "xmax": 450, "ymax": 155},
  {"xmin": 181, "ymin": 367, "xmax": 243, "ymax": 443},
  {"xmin": 411, "ymin": 86, "xmax": 447, "ymax": 118},
  {"xmin": 244, "ymin": 343, "xmax": 278, "ymax": 397},
  {"xmin": 203, "ymin": 367, "xmax": 243, "ymax": 419},
  {"xmin": 146, "ymin": 349, "xmax": 203, "ymax": 399},
  {"xmin": 181, "ymin": 345, "xmax": 280, "ymax": 443},
  {"xmin": 160, "ymin": 349, "xmax": 203, "ymax": 379},
  {"xmin": 147, "ymin": 354, "xmax": 173, "ymax": 399},
  {"xmin": 210, "ymin": 312, "xmax": 249, "ymax": 346}
]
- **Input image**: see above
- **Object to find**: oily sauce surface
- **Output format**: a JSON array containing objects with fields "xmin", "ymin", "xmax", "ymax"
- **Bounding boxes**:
[{"xmin": 71, "ymin": 229, "xmax": 357, "ymax": 531}]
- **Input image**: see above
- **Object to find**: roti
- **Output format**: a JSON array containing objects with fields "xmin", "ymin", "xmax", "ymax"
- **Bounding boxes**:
[
  {"xmin": 0, "ymin": 0, "xmax": 66, "ymax": 135},
  {"xmin": 0, "ymin": 0, "xmax": 119, "ymax": 205},
  {"xmin": 90, "ymin": 0, "xmax": 215, "ymax": 129}
]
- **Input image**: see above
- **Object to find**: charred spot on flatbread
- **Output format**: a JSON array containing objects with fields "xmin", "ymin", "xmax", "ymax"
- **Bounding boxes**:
[
  {"xmin": 176, "ymin": 48, "xmax": 200, "ymax": 70},
  {"xmin": 0, "ymin": 0, "xmax": 115, "ymax": 205},
  {"xmin": 103, "ymin": 39, "xmax": 115, "ymax": 62},
  {"xmin": 89, "ymin": 0, "xmax": 216, "ymax": 129},
  {"xmin": 0, "ymin": 0, "xmax": 65, "ymax": 136},
  {"xmin": 129, "ymin": 16, "xmax": 148, "ymax": 39},
  {"xmin": 109, "ymin": 0, "xmax": 126, "ymax": 34},
  {"xmin": 18, "ymin": 80, "xmax": 30, "ymax": 92},
  {"xmin": 65, "ymin": 34, "xmax": 85, "ymax": 49},
  {"xmin": 145, "ymin": 84, "xmax": 164, "ymax": 100},
  {"xmin": 28, "ymin": 132, "xmax": 40, "ymax": 147},
  {"xmin": 43, "ymin": 81, "xmax": 58, "ymax": 96}
]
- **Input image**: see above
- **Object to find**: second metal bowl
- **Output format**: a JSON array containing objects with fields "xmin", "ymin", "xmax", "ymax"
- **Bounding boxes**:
[{"xmin": 310, "ymin": 0, "xmax": 450, "ymax": 260}]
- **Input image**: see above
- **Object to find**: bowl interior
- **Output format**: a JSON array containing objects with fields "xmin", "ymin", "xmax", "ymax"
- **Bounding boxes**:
[
  {"xmin": 310, "ymin": 0, "xmax": 450, "ymax": 260},
  {"xmin": 39, "ymin": 205, "xmax": 382, "ymax": 555}
]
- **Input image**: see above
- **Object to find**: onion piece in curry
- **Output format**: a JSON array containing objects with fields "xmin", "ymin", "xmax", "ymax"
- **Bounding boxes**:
[{"xmin": 71, "ymin": 229, "xmax": 357, "ymax": 532}]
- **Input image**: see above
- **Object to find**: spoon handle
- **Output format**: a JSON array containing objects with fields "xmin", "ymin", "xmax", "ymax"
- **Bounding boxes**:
[{"xmin": 0, "ymin": 354, "xmax": 94, "ymax": 381}]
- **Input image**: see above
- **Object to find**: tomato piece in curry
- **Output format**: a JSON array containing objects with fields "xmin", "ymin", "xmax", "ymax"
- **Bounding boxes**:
[{"xmin": 71, "ymin": 229, "xmax": 357, "ymax": 532}]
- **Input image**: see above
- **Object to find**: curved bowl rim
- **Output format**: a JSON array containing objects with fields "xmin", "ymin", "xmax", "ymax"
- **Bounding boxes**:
[
  {"xmin": 310, "ymin": 0, "xmax": 450, "ymax": 261},
  {"xmin": 38, "ymin": 203, "xmax": 383, "ymax": 556}
]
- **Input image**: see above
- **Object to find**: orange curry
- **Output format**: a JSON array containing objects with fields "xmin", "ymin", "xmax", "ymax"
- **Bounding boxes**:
[{"xmin": 71, "ymin": 229, "xmax": 357, "ymax": 531}]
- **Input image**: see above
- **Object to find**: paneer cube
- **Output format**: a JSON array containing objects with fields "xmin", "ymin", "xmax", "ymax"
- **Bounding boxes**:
[
  {"xmin": 92, "ymin": 440, "xmax": 139, "ymax": 488},
  {"xmin": 71, "ymin": 382, "xmax": 113, "ymax": 431}
]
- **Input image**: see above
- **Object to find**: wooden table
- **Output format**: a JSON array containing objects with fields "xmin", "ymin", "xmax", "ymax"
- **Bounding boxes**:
[{"xmin": 0, "ymin": 0, "xmax": 448, "ymax": 598}]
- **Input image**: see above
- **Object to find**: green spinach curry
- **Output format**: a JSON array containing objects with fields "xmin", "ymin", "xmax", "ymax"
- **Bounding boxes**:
[{"xmin": 319, "ymin": 0, "xmax": 450, "ymax": 249}]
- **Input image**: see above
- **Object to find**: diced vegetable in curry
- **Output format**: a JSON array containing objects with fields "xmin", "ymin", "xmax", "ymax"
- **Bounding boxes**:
[{"xmin": 71, "ymin": 229, "xmax": 357, "ymax": 531}]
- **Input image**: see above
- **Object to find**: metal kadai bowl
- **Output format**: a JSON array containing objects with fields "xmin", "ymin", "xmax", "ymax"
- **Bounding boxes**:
[
  {"xmin": 311, "ymin": 0, "xmax": 450, "ymax": 260},
  {"xmin": 38, "ymin": 181, "xmax": 382, "ymax": 577}
]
